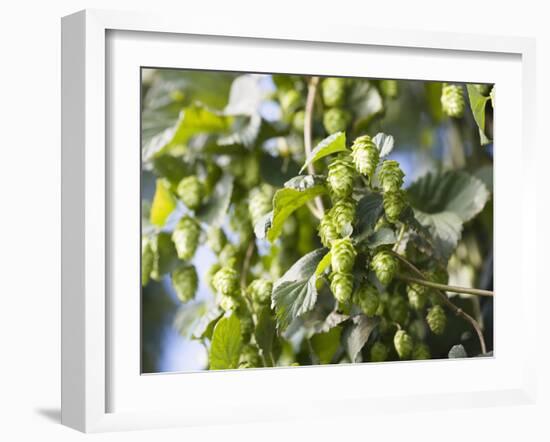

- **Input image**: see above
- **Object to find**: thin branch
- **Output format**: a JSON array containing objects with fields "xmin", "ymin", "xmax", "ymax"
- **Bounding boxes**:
[
  {"xmin": 389, "ymin": 250, "xmax": 487, "ymax": 354},
  {"xmin": 397, "ymin": 274, "xmax": 494, "ymax": 297},
  {"xmin": 392, "ymin": 224, "xmax": 406, "ymax": 252},
  {"xmin": 304, "ymin": 76, "xmax": 325, "ymax": 216}
]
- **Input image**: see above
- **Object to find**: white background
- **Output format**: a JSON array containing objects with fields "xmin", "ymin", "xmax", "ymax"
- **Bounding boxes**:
[{"xmin": 0, "ymin": 0, "xmax": 548, "ymax": 440}]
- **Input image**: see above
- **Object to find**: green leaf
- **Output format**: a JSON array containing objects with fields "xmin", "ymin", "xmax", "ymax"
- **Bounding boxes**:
[
  {"xmin": 149, "ymin": 232, "xmax": 178, "ymax": 281},
  {"xmin": 354, "ymin": 193, "xmax": 384, "ymax": 237},
  {"xmin": 343, "ymin": 314, "xmax": 379, "ymax": 362},
  {"xmin": 267, "ymin": 178, "xmax": 327, "ymax": 242},
  {"xmin": 259, "ymin": 153, "xmax": 300, "ymax": 187},
  {"xmin": 414, "ymin": 211, "xmax": 463, "ymax": 260},
  {"xmin": 196, "ymin": 174, "xmax": 234, "ymax": 226},
  {"xmin": 311, "ymin": 327, "xmax": 342, "ymax": 364},
  {"xmin": 466, "ymin": 85, "xmax": 491, "ymax": 146},
  {"xmin": 150, "ymin": 179, "xmax": 176, "ymax": 227},
  {"xmin": 272, "ymin": 248, "xmax": 327, "ymax": 330},
  {"xmin": 173, "ymin": 301, "xmax": 222, "ymax": 340},
  {"xmin": 366, "ymin": 227, "xmax": 396, "ymax": 248},
  {"xmin": 348, "ymin": 80, "xmax": 384, "ymax": 130},
  {"xmin": 448, "ymin": 344, "xmax": 468, "ymax": 359},
  {"xmin": 209, "ymin": 314, "xmax": 243, "ymax": 370},
  {"xmin": 372, "ymin": 133, "xmax": 395, "ymax": 157},
  {"xmin": 299, "ymin": 132, "xmax": 347, "ymax": 173},
  {"xmin": 224, "ymin": 75, "xmax": 264, "ymax": 116},
  {"xmin": 315, "ymin": 250, "xmax": 332, "ymax": 277},
  {"xmin": 254, "ymin": 308, "xmax": 276, "ymax": 366}
]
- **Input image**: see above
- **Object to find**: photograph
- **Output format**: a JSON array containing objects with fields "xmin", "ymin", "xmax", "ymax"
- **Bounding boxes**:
[{"xmin": 140, "ymin": 68, "xmax": 494, "ymax": 373}]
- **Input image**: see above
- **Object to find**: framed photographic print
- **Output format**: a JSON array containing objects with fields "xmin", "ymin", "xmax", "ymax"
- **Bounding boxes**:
[{"xmin": 61, "ymin": 9, "xmax": 537, "ymax": 432}]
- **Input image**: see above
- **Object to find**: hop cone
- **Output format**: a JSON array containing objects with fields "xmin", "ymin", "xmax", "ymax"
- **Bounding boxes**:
[
  {"xmin": 249, "ymin": 185, "xmax": 272, "ymax": 227},
  {"xmin": 329, "ymin": 198, "xmax": 356, "ymax": 235},
  {"xmin": 354, "ymin": 284, "xmax": 380, "ymax": 317},
  {"xmin": 427, "ymin": 305, "xmax": 446, "ymax": 335},
  {"xmin": 176, "ymin": 175, "xmax": 204, "ymax": 210},
  {"xmin": 380, "ymin": 79, "xmax": 398, "ymax": 99},
  {"xmin": 239, "ymin": 344, "xmax": 262, "ymax": 369},
  {"xmin": 236, "ymin": 304, "xmax": 254, "ymax": 343},
  {"xmin": 389, "ymin": 296, "xmax": 409, "ymax": 325},
  {"xmin": 383, "ymin": 189, "xmax": 406, "ymax": 223},
  {"xmin": 206, "ymin": 226, "xmax": 227, "ymax": 255},
  {"xmin": 441, "ymin": 83, "xmax": 465, "ymax": 118},
  {"xmin": 370, "ymin": 341, "xmax": 389, "ymax": 362},
  {"xmin": 323, "ymin": 107, "xmax": 350, "ymax": 134},
  {"xmin": 172, "ymin": 264, "xmax": 198, "ymax": 303},
  {"xmin": 371, "ymin": 250, "xmax": 398, "ymax": 286},
  {"xmin": 219, "ymin": 243, "xmax": 239, "ymax": 268},
  {"xmin": 279, "ymin": 89, "xmax": 301, "ymax": 114},
  {"xmin": 413, "ymin": 343, "xmax": 431, "ymax": 360},
  {"xmin": 141, "ymin": 237, "xmax": 153, "ymax": 286},
  {"xmin": 205, "ymin": 262, "xmax": 221, "ymax": 292},
  {"xmin": 213, "ymin": 266, "xmax": 239, "ymax": 297},
  {"xmin": 219, "ymin": 293, "xmax": 239, "ymax": 312},
  {"xmin": 394, "ymin": 330, "xmax": 413, "ymax": 359},
  {"xmin": 247, "ymin": 278, "xmax": 273, "ymax": 305},
  {"xmin": 171, "ymin": 216, "xmax": 200, "ymax": 261},
  {"xmin": 327, "ymin": 154, "xmax": 356, "ymax": 199},
  {"xmin": 318, "ymin": 213, "xmax": 339, "ymax": 247},
  {"xmin": 407, "ymin": 283, "xmax": 428, "ymax": 310},
  {"xmin": 330, "ymin": 271, "xmax": 354, "ymax": 303},
  {"xmin": 322, "ymin": 77, "xmax": 347, "ymax": 107},
  {"xmin": 351, "ymin": 135, "xmax": 379, "ymax": 180},
  {"xmin": 377, "ymin": 160, "xmax": 404, "ymax": 193},
  {"xmin": 331, "ymin": 238, "xmax": 357, "ymax": 272}
]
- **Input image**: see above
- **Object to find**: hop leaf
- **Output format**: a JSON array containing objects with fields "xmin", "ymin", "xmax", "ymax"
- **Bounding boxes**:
[
  {"xmin": 371, "ymin": 250, "xmax": 398, "ymax": 286},
  {"xmin": 351, "ymin": 135, "xmax": 379, "ymax": 180},
  {"xmin": 426, "ymin": 305, "xmax": 446, "ymax": 335},
  {"xmin": 353, "ymin": 284, "xmax": 380, "ymax": 317},
  {"xmin": 327, "ymin": 154, "xmax": 356, "ymax": 199},
  {"xmin": 389, "ymin": 296, "xmax": 409, "ymax": 325},
  {"xmin": 370, "ymin": 341, "xmax": 389, "ymax": 362},
  {"xmin": 394, "ymin": 330, "xmax": 413, "ymax": 359},
  {"xmin": 206, "ymin": 226, "xmax": 227, "ymax": 254},
  {"xmin": 318, "ymin": 213, "xmax": 339, "ymax": 247},
  {"xmin": 323, "ymin": 107, "xmax": 351, "ymax": 134},
  {"xmin": 379, "ymin": 79, "xmax": 398, "ymax": 99},
  {"xmin": 172, "ymin": 264, "xmax": 198, "ymax": 303},
  {"xmin": 331, "ymin": 238, "xmax": 356, "ymax": 273},
  {"xmin": 329, "ymin": 198, "xmax": 356, "ymax": 235},
  {"xmin": 377, "ymin": 160, "xmax": 404, "ymax": 193},
  {"xmin": 176, "ymin": 175, "xmax": 204, "ymax": 210},
  {"xmin": 249, "ymin": 185, "xmax": 273, "ymax": 227},
  {"xmin": 247, "ymin": 278, "xmax": 273, "ymax": 306},
  {"xmin": 330, "ymin": 271, "xmax": 354, "ymax": 303},
  {"xmin": 322, "ymin": 77, "xmax": 347, "ymax": 107},
  {"xmin": 441, "ymin": 83, "xmax": 465, "ymax": 118},
  {"xmin": 407, "ymin": 283, "xmax": 428, "ymax": 310},
  {"xmin": 172, "ymin": 216, "xmax": 201, "ymax": 261},
  {"xmin": 383, "ymin": 189, "xmax": 406, "ymax": 223},
  {"xmin": 412, "ymin": 343, "xmax": 431, "ymax": 360},
  {"xmin": 213, "ymin": 266, "xmax": 240, "ymax": 297}
]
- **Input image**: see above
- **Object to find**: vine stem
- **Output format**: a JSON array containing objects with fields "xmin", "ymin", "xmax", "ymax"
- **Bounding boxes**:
[
  {"xmin": 304, "ymin": 76, "xmax": 325, "ymax": 217},
  {"xmin": 397, "ymin": 274, "xmax": 494, "ymax": 297},
  {"xmin": 388, "ymin": 250, "xmax": 488, "ymax": 354}
]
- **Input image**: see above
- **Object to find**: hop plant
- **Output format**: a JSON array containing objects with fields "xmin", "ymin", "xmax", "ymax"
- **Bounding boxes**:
[
  {"xmin": 377, "ymin": 160, "xmax": 405, "ymax": 193},
  {"xmin": 176, "ymin": 175, "xmax": 204, "ymax": 210},
  {"xmin": 412, "ymin": 343, "xmax": 431, "ymax": 360},
  {"xmin": 327, "ymin": 155, "xmax": 356, "ymax": 199},
  {"xmin": 394, "ymin": 330, "xmax": 413, "ymax": 359},
  {"xmin": 426, "ymin": 305, "xmax": 447, "ymax": 335},
  {"xmin": 239, "ymin": 344, "xmax": 262, "ymax": 368},
  {"xmin": 389, "ymin": 296, "xmax": 409, "ymax": 325},
  {"xmin": 172, "ymin": 216, "xmax": 200, "ymax": 261},
  {"xmin": 218, "ymin": 243, "xmax": 239, "ymax": 268},
  {"xmin": 171, "ymin": 264, "xmax": 198, "ymax": 303},
  {"xmin": 318, "ymin": 213, "xmax": 339, "ymax": 247},
  {"xmin": 331, "ymin": 238, "xmax": 357, "ymax": 273},
  {"xmin": 236, "ymin": 304, "xmax": 254, "ymax": 343},
  {"xmin": 351, "ymin": 135, "xmax": 379, "ymax": 181},
  {"xmin": 370, "ymin": 341, "xmax": 389, "ymax": 362},
  {"xmin": 323, "ymin": 107, "xmax": 351, "ymax": 134},
  {"xmin": 205, "ymin": 262, "xmax": 222, "ymax": 292},
  {"xmin": 279, "ymin": 89, "xmax": 301, "ymax": 114},
  {"xmin": 322, "ymin": 77, "xmax": 347, "ymax": 107},
  {"xmin": 218, "ymin": 293, "xmax": 239, "ymax": 312},
  {"xmin": 212, "ymin": 266, "xmax": 239, "ymax": 297},
  {"xmin": 371, "ymin": 250, "xmax": 398, "ymax": 286},
  {"xmin": 407, "ymin": 283, "xmax": 428, "ymax": 310},
  {"xmin": 353, "ymin": 284, "xmax": 380, "ymax": 317},
  {"xmin": 330, "ymin": 272, "xmax": 354, "ymax": 303},
  {"xmin": 379, "ymin": 79, "xmax": 398, "ymax": 98},
  {"xmin": 141, "ymin": 237, "xmax": 153, "ymax": 286},
  {"xmin": 249, "ymin": 185, "xmax": 272, "ymax": 227},
  {"xmin": 383, "ymin": 189, "xmax": 406, "ymax": 223},
  {"xmin": 206, "ymin": 226, "xmax": 227, "ymax": 255},
  {"xmin": 247, "ymin": 278, "xmax": 273, "ymax": 306},
  {"xmin": 441, "ymin": 83, "xmax": 465, "ymax": 118},
  {"xmin": 329, "ymin": 198, "xmax": 356, "ymax": 235},
  {"xmin": 230, "ymin": 200, "xmax": 253, "ymax": 239}
]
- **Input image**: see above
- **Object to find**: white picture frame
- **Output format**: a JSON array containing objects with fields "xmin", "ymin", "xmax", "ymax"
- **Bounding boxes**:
[{"xmin": 61, "ymin": 9, "xmax": 537, "ymax": 433}]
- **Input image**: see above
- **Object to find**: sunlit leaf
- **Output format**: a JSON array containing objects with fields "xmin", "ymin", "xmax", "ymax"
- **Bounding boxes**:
[
  {"xmin": 150, "ymin": 179, "xmax": 176, "ymax": 227},
  {"xmin": 210, "ymin": 314, "xmax": 242, "ymax": 370},
  {"xmin": 299, "ymin": 132, "xmax": 347, "ymax": 173}
]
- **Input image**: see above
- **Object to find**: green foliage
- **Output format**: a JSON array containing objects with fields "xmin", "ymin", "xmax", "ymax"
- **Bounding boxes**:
[
  {"xmin": 150, "ymin": 179, "xmax": 176, "ymax": 227},
  {"xmin": 210, "ymin": 314, "xmax": 243, "ymax": 370}
]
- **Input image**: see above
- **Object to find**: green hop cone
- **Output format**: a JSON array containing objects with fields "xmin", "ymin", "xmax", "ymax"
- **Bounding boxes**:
[
  {"xmin": 330, "ymin": 271, "xmax": 354, "ymax": 303},
  {"xmin": 329, "ymin": 198, "xmax": 356, "ymax": 235},
  {"xmin": 426, "ymin": 305, "xmax": 447, "ymax": 335},
  {"xmin": 318, "ymin": 213, "xmax": 339, "ymax": 247},
  {"xmin": 141, "ymin": 237, "xmax": 154, "ymax": 286},
  {"xmin": 441, "ymin": 83, "xmax": 465, "ymax": 118},
  {"xmin": 218, "ymin": 293, "xmax": 239, "ymax": 312},
  {"xmin": 383, "ymin": 189, "xmax": 406, "ymax": 223},
  {"xmin": 279, "ymin": 89, "xmax": 301, "ymax": 114},
  {"xmin": 205, "ymin": 262, "xmax": 221, "ymax": 292},
  {"xmin": 236, "ymin": 303, "xmax": 254, "ymax": 343},
  {"xmin": 394, "ymin": 330, "xmax": 413, "ymax": 359},
  {"xmin": 292, "ymin": 110, "xmax": 305, "ymax": 132},
  {"xmin": 412, "ymin": 343, "xmax": 431, "ymax": 360},
  {"xmin": 248, "ymin": 185, "xmax": 272, "ymax": 227},
  {"xmin": 331, "ymin": 237, "xmax": 357, "ymax": 273},
  {"xmin": 389, "ymin": 295, "xmax": 409, "ymax": 325},
  {"xmin": 371, "ymin": 250, "xmax": 398, "ymax": 286},
  {"xmin": 370, "ymin": 341, "xmax": 389, "ymax": 362},
  {"xmin": 377, "ymin": 160, "xmax": 405, "ymax": 193},
  {"xmin": 351, "ymin": 135, "xmax": 379, "ymax": 181},
  {"xmin": 212, "ymin": 266, "xmax": 239, "ymax": 297},
  {"xmin": 353, "ymin": 284, "xmax": 380, "ymax": 317},
  {"xmin": 171, "ymin": 264, "xmax": 198, "ymax": 303},
  {"xmin": 322, "ymin": 77, "xmax": 347, "ymax": 107},
  {"xmin": 380, "ymin": 79, "xmax": 398, "ymax": 99},
  {"xmin": 247, "ymin": 278, "xmax": 273, "ymax": 306},
  {"xmin": 218, "ymin": 243, "xmax": 239, "ymax": 268},
  {"xmin": 327, "ymin": 154, "xmax": 356, "ymax": 199},
  {"xmin": 171, "ymin": 216, "xmax": 200, "ymax": 261},
  {"xmin": 176, "ymin": 175, "xmax": 204, "ymax": 210},
  {"xmin": 407, "ymin": 283, "xmax": 428, "ymax": 311},
  {"xmin": 323, "ymin": 107, "xmax": 351, "ymax": 134},
  {"xmin": 206, "ymin": 226, "xmax": 227, "ymax": 255},
  {"xmin": 239, "ymin": 344, "xmax": 262, "ymax": 368}
]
